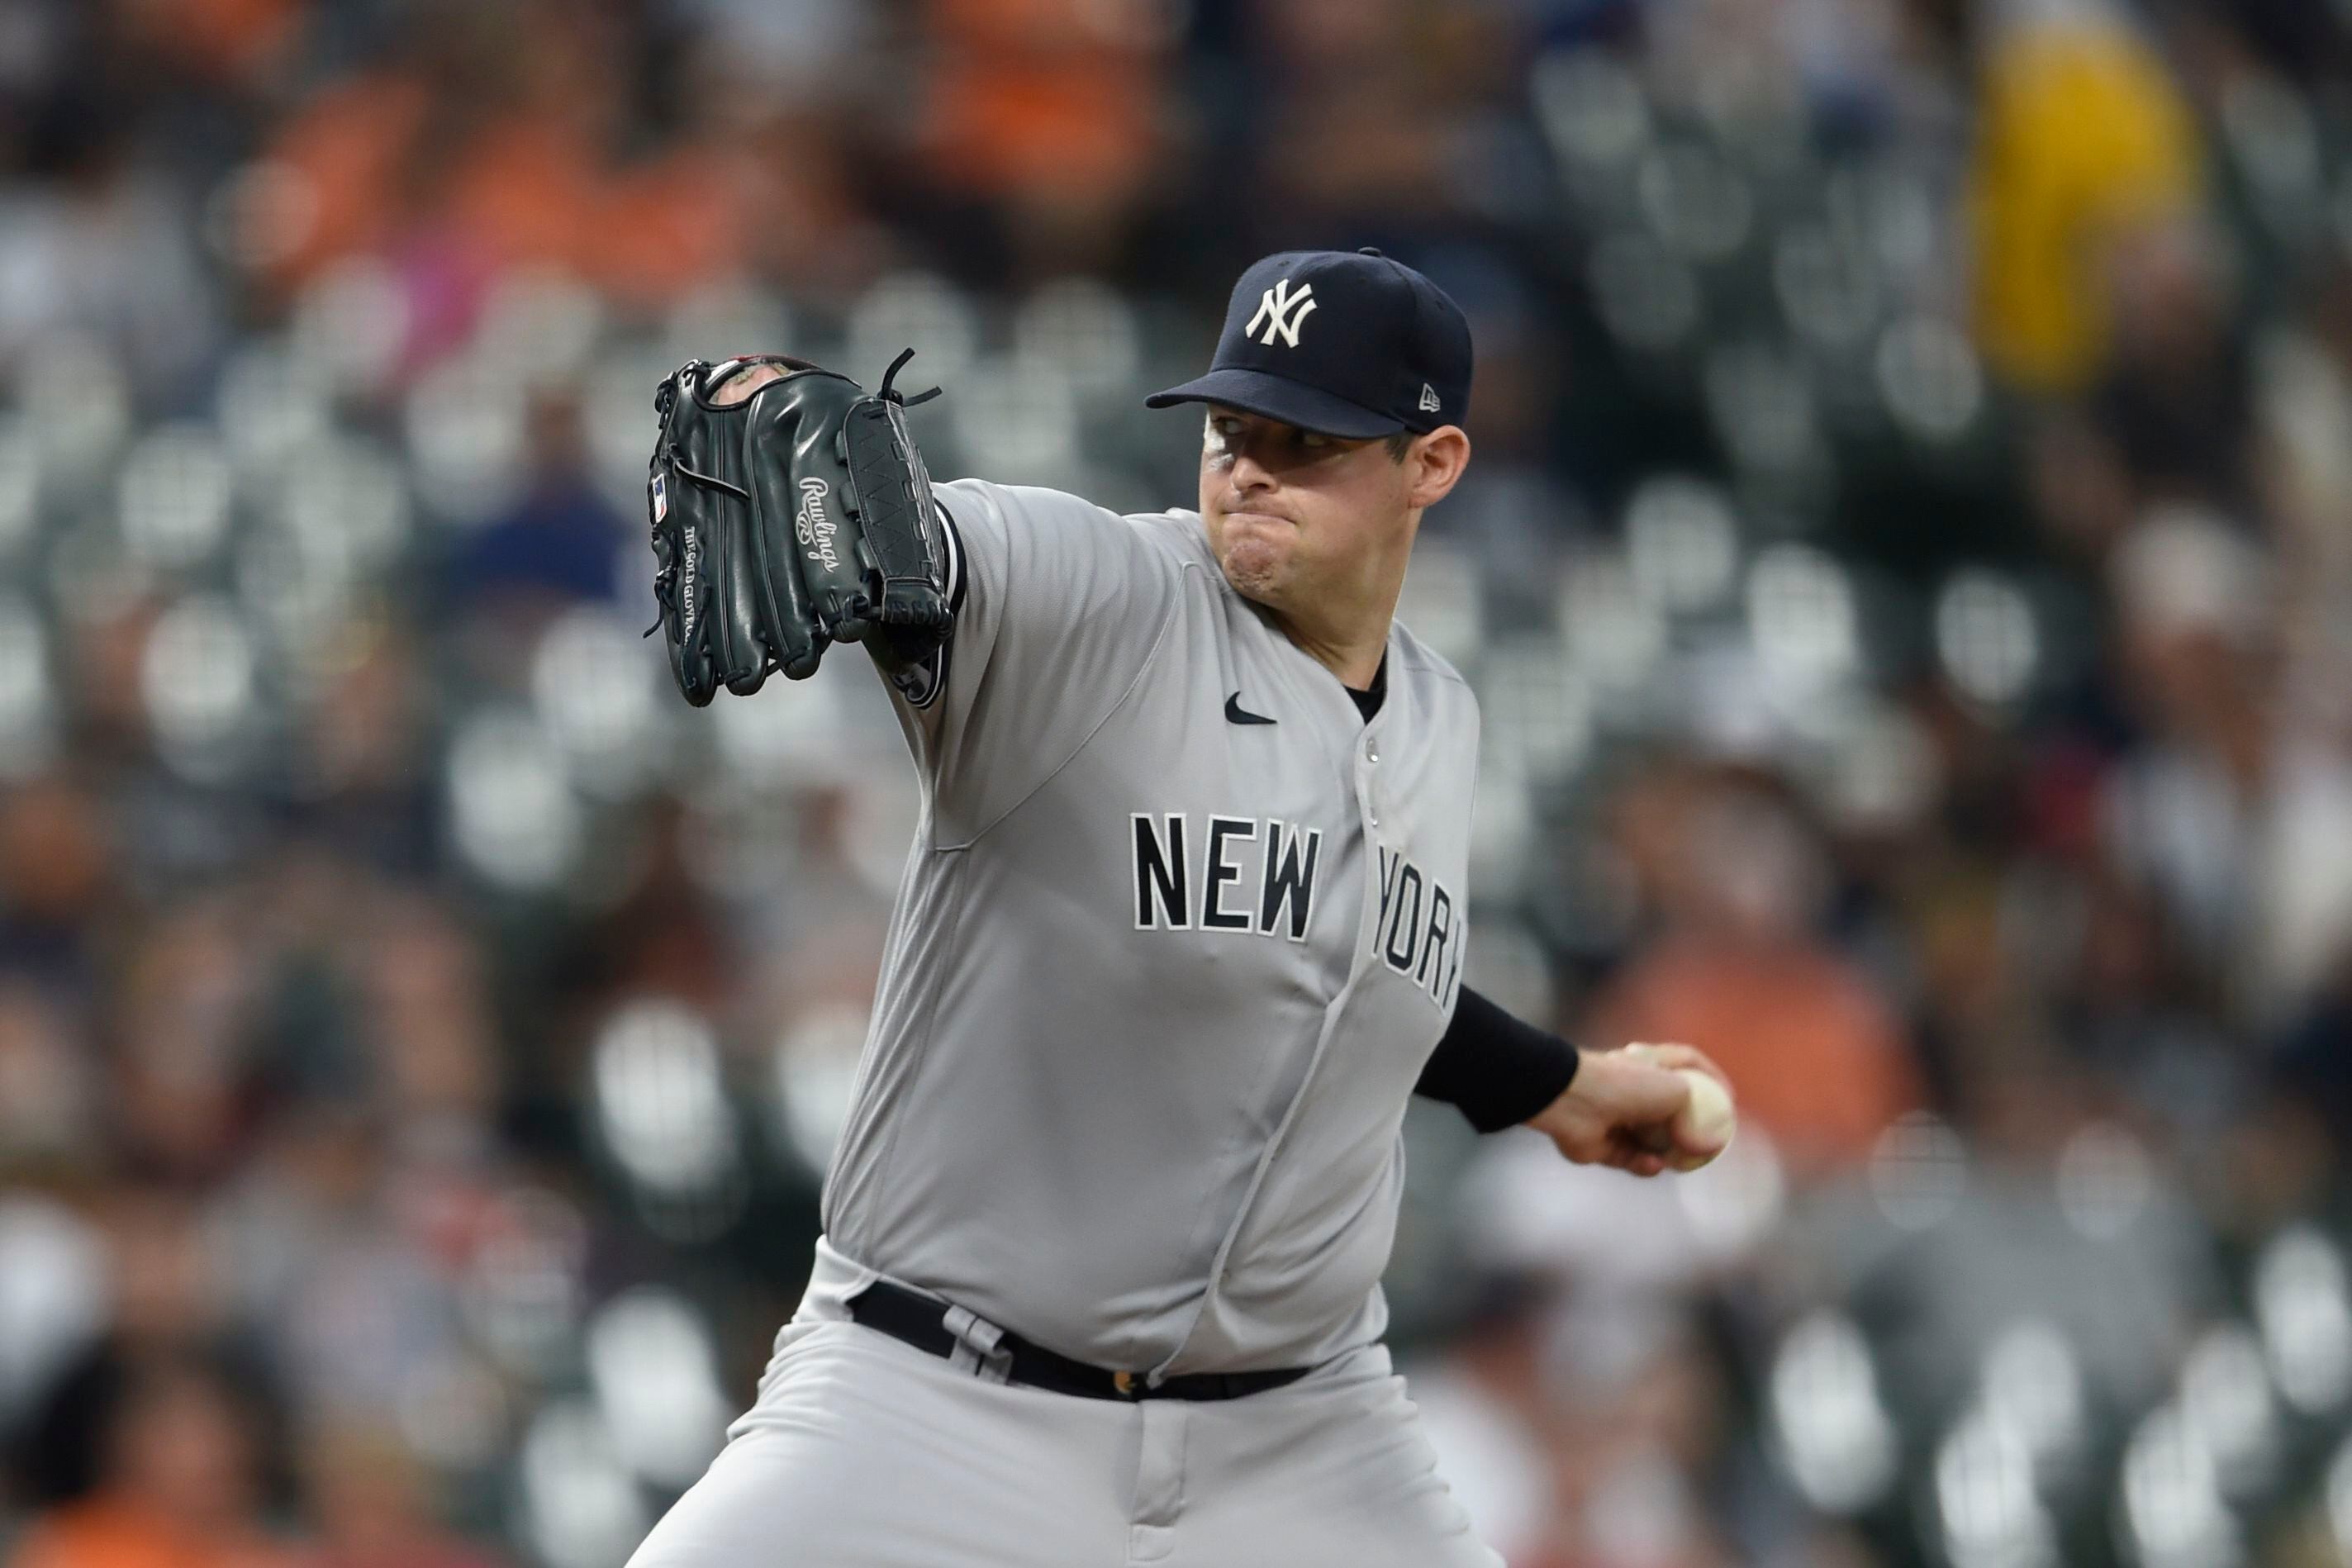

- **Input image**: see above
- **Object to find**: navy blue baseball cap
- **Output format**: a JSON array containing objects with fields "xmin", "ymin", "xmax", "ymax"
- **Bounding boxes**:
[{"xmin": 1146, "ymin": 248, "xmax": 1473, "ymax": 439}]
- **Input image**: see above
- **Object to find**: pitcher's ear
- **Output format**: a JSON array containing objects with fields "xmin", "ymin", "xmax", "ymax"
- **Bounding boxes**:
[{"xmin": 1406, "ymin": 425, "xmax": 1471, "ymax": 509}]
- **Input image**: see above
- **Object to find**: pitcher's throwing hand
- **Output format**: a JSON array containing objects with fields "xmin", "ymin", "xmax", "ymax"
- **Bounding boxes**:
[{"xmin": 1528, "ymin": 1042, "xmax": 1737, "ymax": 1176}]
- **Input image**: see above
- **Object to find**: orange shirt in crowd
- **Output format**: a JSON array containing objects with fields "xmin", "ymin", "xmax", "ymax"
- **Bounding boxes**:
[
  {"xmin": 259, "ymin": 73, "xmax": 432, "ymax": 288},
  {"xmin": 917, "ymin": 0, "xmax": 1165, "ymax": 203},
  {"xmin": 257, "ymin": 79, "xmax": 748, "ymax": 310},
  {"xmin": 116, "ymin": 0, "xmax": 304, "ymax": 83},
  {"xmin": 8, "ymin": 1499, "xmax": 302, "ymax": 1568},
  {"xmin": 1585, "ymin": 937, "xmax": 1921, "ymax": 1175},
  {"xmin": 589, "ymin": 145, "xmax": 753, "ymax": 311}
]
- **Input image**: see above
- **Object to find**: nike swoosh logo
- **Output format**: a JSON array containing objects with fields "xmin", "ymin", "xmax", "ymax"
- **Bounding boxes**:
[{"xmin": 1224, "ymin": 692, "xmax": 1276, "ymax": 725}]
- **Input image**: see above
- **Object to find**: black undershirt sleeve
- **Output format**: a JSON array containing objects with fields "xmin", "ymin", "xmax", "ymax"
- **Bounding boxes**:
[
  {"xmin": 1414, "ymin": 986, "xmax": 1580, "ymax": 1133},
  {"xmin": 1344, "ymin": 662, "xmax": 1578, "ymax": 1131}
]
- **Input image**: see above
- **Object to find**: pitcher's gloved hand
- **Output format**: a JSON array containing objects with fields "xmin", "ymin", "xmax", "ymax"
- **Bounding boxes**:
[{"xmin": 645, "ymin": 351, "xmax": 953, "ymax": 706}]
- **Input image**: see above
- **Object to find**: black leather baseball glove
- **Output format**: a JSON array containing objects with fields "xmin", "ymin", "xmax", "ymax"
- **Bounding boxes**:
[{"xmin": 645, "ymin": 351, "xmax": 954, "ymax": 706}]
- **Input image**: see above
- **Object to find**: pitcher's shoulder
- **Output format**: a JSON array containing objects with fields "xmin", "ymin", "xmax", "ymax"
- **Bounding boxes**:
[
  {"xmin": 931, "ymin": 478, "xmax": 1194, "ymax": 592},
  {"xmin": 1128, "ymin": 506, "xmax": 1217, "ymax": 570},
  {"xmin": 1390, "ymin": 620, "xmax": 1475, "ymax": 706}
]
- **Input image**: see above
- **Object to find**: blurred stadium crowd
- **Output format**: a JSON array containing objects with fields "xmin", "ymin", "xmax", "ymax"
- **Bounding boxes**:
[{"xmin": 2, "ymin": 0, "xmax": 2352, "ymax": 1566}]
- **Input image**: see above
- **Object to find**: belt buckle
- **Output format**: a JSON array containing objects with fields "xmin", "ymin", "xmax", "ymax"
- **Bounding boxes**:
[{"xmin": 1113, "ymin": 1370, "xmax": 1142, "ymax": 1399}]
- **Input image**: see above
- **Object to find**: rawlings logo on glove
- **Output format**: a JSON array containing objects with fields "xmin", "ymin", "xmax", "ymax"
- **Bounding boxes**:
[{"xmin": 796, "ymin": 478, "xmax": 840, "ymax": 570}]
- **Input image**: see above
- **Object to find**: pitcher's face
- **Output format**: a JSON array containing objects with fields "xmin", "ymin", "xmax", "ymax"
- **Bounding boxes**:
[{"xmin": 1199, "ymin": 409, "xmax": 1417, "ymax": 617}]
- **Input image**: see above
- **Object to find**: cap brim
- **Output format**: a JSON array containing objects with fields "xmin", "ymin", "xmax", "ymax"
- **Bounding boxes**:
[{"xmin": 1143, "ymin": 368, "xmax": 1404, "ymax": 439}]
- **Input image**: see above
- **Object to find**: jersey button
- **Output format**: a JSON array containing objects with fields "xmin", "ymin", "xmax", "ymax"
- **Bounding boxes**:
[
  {"xmin": 1368, "ymin": 811, "xmax": 1380, "ymax": 828},
  {"xmin": 1366, "ymin": 746, "xmax": 1380, "ymax": 763}
]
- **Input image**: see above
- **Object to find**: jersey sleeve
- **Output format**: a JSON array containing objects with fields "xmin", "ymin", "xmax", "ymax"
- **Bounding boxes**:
[{"xmin": 872, "ymin": 477, "xmax": 1182, "ymax": 844}]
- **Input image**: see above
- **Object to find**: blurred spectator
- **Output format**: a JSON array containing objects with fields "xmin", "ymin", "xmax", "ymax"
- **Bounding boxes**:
[
  {"xmin": 0, "ymin": 985, "xmax": 95, "ymax": 1176},
  {"xmin": 2103, "ymin": 506, "xmax": 2352, "ymax": 1024},
  {"xmin": 0, "ymin": 111, "xmax": 219, "ymax": 401},
  {"xmin": 107, "ymin": 906, "xmax": 264, "ymax": 1187},
  {"xmin": 2087, "ymin": 218, "xmax": 2253, "ymax": 513},
  {"xmin": 246, "ymin": 59, "xmax": 430, "ymax": 299},
  {"xmin": 1251, "ymin": 0, "xmax": 1526, "ymax": 248},
  {"xmin": 1967, "ymin": 0, "xmax": 2202, "ymax": 392},
  {"xmin": 211, "ymin": 1107, "xmax": 449, "ymax": 1421},
  {"xmin": 288, "ymin": 620, "xmax": 434, "ymax": 873},
  {"xmin": 300, "ymin": 1423, "xmax": 505, "ymax": 1568},
  {"xmin": 1583, "ymin": 769, "xmax": 1921, "ymax": 1175},
  {"xmin": 0, "ymin": 776, "xmax": 114, "ymax": 993},
  {"xmin": 913, "ymin": 0, "xmax": 1175, "ymax": 278},
  {"xmin": 254, "ymin": 2, "xmax": 751, "ymax": 349},
  {"xmin": 113, "ymin": 0, "xmax": 306, "ymax": 88},
  {"xmin": 7, "ymin": 1353, "xmax": 295, "ymax": 1568},
  {"xmin": 447, "ymin": 393, "xmax": 628, "ymax": 624},
  {"xmin": 359, "ymin": 905, "xmax": 501, "ymax": 1156}
]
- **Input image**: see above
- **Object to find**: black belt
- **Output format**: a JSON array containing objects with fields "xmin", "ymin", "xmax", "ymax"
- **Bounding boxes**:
[{"xmin": 848, "ymin": 1280, "xmax": 1313, "ymax": 1403}]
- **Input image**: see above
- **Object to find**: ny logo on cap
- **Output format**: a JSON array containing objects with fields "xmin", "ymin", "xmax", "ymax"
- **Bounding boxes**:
[{"xmin": 1247, "ymin": 279, "xmax": 1318, "ymax": 349}]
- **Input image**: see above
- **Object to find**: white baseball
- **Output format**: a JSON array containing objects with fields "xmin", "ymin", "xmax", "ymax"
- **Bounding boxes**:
[
  {"xmin": 1623, "ymin": 1043, "xmax": 1736, "ymax": 1171},
  {"xmin": 1668, "ymin": 1068, "xmax": 1735, "ymax": 1171}
]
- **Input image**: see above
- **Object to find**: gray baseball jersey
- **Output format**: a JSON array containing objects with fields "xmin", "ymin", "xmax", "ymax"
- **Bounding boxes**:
[{"xmin": 823, "ymin": 475, "xmax": 1480, "ymax": 1380}]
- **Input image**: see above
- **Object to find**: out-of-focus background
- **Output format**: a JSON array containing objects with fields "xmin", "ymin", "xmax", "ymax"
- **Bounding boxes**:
[{"xmin": 1, "ymin": 0, "xmax": 2350, "ymax": 1565}]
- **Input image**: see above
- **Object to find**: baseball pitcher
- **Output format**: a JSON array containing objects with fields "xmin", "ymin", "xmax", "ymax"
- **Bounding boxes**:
[{"xmin": 630, "ymin": 249, "xmax": 1733, "ymax": 1566}]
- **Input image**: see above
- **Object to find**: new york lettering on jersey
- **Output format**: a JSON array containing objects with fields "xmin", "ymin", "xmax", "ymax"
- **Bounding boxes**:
[
  {"xmin": 1373, "ymin": 844, "xmax": 1466, "ymax": 1009},
  {"xmin": 1131, "ymin": 813, "xmax": 1323, "ymax": 940}
]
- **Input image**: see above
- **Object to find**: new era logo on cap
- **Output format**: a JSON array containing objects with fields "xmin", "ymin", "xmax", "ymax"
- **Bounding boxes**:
[{"xmin": 1145, "ymin": 248, "xmax": 1473, "ymax": 440}]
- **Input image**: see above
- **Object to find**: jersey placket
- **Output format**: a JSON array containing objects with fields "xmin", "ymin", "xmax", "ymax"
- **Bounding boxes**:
[{"xmin": 1148, "ymin": 635, "xmax": 1404, "ymax": 1382}]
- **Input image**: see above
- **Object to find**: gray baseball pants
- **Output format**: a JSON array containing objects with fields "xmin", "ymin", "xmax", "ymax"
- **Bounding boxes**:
[{"xmin": 621, "ymin": 1243, "xmax": 1501, "ymax": 1568}]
